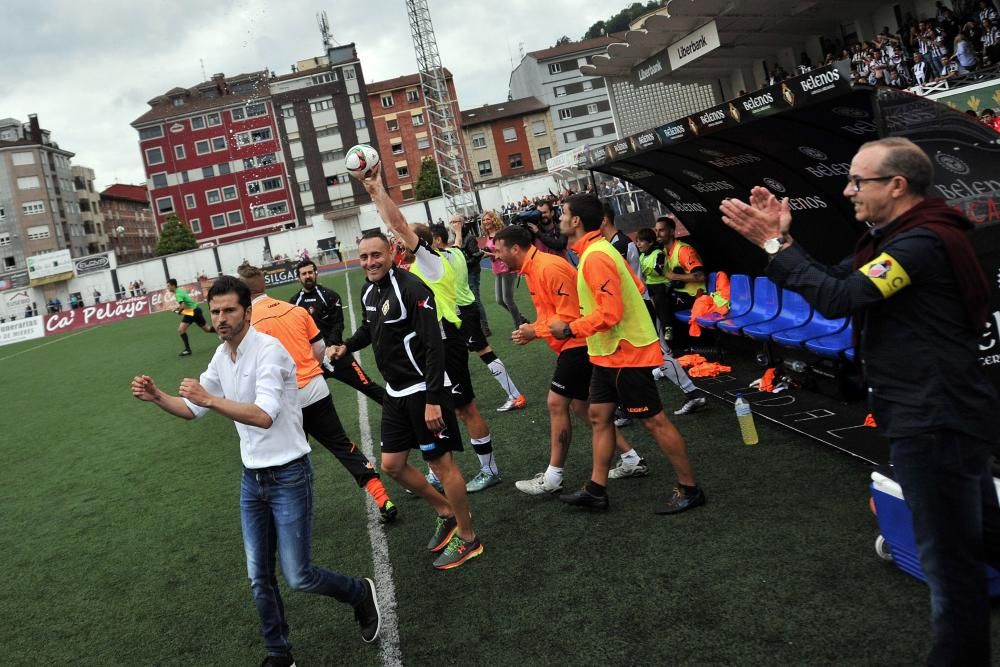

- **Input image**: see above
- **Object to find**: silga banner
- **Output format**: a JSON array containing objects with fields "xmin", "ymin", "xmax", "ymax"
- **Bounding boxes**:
[
  {"xmin": 74, "ymin": 252, "xmax": 112, "ymax": 276},
  {"xmin": 263, "ymin": 262, "xmax": 300, "ymax": 287}
]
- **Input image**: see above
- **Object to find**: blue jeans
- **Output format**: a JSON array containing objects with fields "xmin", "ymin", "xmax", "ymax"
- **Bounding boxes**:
[
  {"xmin": 240, "ymin": 456, "xmax": 363, "ymax": 656},
  {"xmin": 891, "ymin": 430, "xmax": 998, "ymax": 666},
  {"xmin": 468, "ymin": 270, "xmax": 488, "ymax": 327}
]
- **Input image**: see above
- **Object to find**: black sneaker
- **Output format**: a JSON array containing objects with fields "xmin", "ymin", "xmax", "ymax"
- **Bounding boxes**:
[
  {"xmin": 354, "ymin": 577, "xmax": 381, "ymax": 643},
  {"xmin": 259, "ymin": 654, "xmax": 295, "ymax": 667},
  {"xmin": 379, "ymin": 500, "xmax": 398, "ymax": 524},
  {"xmin": 655, "ymin": 486, "xmax": 706, "ymax": 515},
  {"xmin": 559, "ymin": 486, "xmax": 609, "ymax": 510},
  {"xmin": 178, "ymin": 349, "xmax": 192, "ymax": 357},
  {"xmin": 427, "ymin": 514, "xmax": 458, "ymax": 552}
]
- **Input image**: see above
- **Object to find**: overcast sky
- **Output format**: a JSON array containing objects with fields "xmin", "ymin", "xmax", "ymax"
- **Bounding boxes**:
[{"xmin": 3, "ymin": 0, "xmax": 606, "ymax": 191}]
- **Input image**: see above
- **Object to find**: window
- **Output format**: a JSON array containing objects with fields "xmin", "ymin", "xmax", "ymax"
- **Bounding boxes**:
[
  {"xmin": 11, "ymin": 152, "xmax": 35, "ymax": 165},
  {"xmin": 190, "ymin": 116, "xmax": 205, "ymax": 130},
  {"xmin": 0, "ymin": 232, "xmax": 10, "ymax": 246},
  {"xmin": 355, "ymin": 119, "xmax": 367, "ymax": 129},
  {"xmin": 185, "ymin": 193, "xmax": 197, "ymax": 209},
  {"xmin": 343, "ymin": 66, "xmax": 356, "ymax": 79},
  {"xmin": 349, "ymin": 94, "xmax": 361, "ymax": 104},
  {"xmin": 548, "ymin": 63, "xmax": 562, "ymax": 74},
  {"xmin": 509, "ymin": 153, "xmax": 523, "ymax": 169},
  {"xmin": 477, "ymin": 160, "xmax": 492, "ymax": 177},
  {"xmin": 565, "ymin": 131, "xmax": 577, "ymax": 142},
  {"xmin": 472, "ymin": 133, "xmax": 486, "ymax": 149},
  {"xmin": 502, "ymin": 127, "xmax": 517, "ymax": 143},
  {"xmin": 391, "ymin": 142, "xmax": 403, "ymax": 155},
  {"xmin": 582, "ymin": 80, "xmax": 594, "ymax": 91},
  {"xmin": 27, "ymin": 225, "xmax": 50, "ymax": 240},
  {"xmin": 316, "ymin": 125, "xmax": 340, "ymax": 138},
  {"xmin": 174, "ymin": 144, "xmax": 186, "ymax": 159},
  {"xmin": 592, "ymin": 126, "xmax": 604, "ymax": 137},
  {"xmin": 206, "ymin": 189, "xmax": 221, "ymax": 204},
  {"xmin": 155, "ymin": 196, "xmax": 174, "ymax": 214},
  {"xmin": 181, "ymin": 171, "xmax": 190, "ymax": 183},
  {"xmin": 151, "ymin": 173, "xmax": 168, "ymax": 188},
  {"xmin": 292, "ymin": 157, "xmax": 306, "ymax": 169},
  {"xmin": 416, "ymin": 136, "xmax": 430, "ymax": 150},
  {"xmin": 401, "ymin": 187, "xmax": 414, "ymax": 201},
  {"xmin": 230, "ymin": 107, "xmax": 246, "ymax": 121},
  {"xmin": 247, "ymin": 176, "xmax": 282, "ymax": 194},
  {"xmin": 397, "ymin": 165, "xmax": 409, "ymax": 178},
  {"xmin": 310, "ymin": 98, "xmax": 334, "ymax": 112},
  {"xmin": 558, "ymin": 108, "xmax": 573, "ymax": 120},
  {"xmin": 412, "ymin": 113, "xmax": 424, "ymax": 126},
  {"xmin": 532, "ymin": 120, "xmax": 546, "ymax": 136},
  {"xmin": 407, "ymin": 90, "xmax": 420, "ymax": 103},
  {"xmin": 4, "ymin": 257, "xmax": 15, "ymax": 268},
  {"xmin": 172, "ymin": 97, "xmax": 185, "ymax": 107},
  {"xmin": 16, "ymin": 176, "xmax": 40, "ymax": 190},
  {"xmin": 298, "ymin": 181, "xmax": 312, "ymax": 193},
  {"xmin": 251, "ymin": 201, "xmax": 289, "ymax": 219},
  {"xmin": 386, "ymin": 118, "xmax": 399, "ymax": 132},
  {"xmin": 587, "ymin": 103, "xmax": 599, "ymax": 115},
  {"xmin": 212, "ymin": 136, "xmax": 227, "ymax": 151},
  {"xmin": 195, "ymin": 140, "xmax": 211, "ymax": 155},
  {"xmin": 222, "ymin": 185, "xmax": 237, "ymax": 201},
  {"xmin": 22, "ymin": 201, "xmax": 45, "ymax": 215},
  {"xmin": 145, "ymin": 147, "xmax": 164, "ymax": 165},
  {"xmin": 206, "ymin": 112, "xmax": 221, "ymax": 126},
  {"xmin": 190, "ymin": 218, "xmax": 201, "ymax": 233},
  {"xmin": 246, "ymin": 103, "xmax": 267, "ymax": 117},
  {"xmin": 320, "ymin": 149, "xmax": 345, "ymax": 163},
  {"xmin": 555, "ymin": 86, "xmax": 567, "ymax": 97},
  {"xmin": 281, "ymin": 106, "xmax": 295, "ymax": 118},
  {"xmin": 0, "ymin": 206, "xmax": 4, "ymax": 220},
  {"xmin": 538, "ymin": 146, "xmax": 552, "ymax": 164},
  {"xmin": 236, "ymin": 127, "xmax": 273, "ymax": 145},
  {"xmin": 227, "ymin": 210, "xmax": 243, "ymax": 226},
  {"xmin": 218, "ymin": 162, "xmax": 231, "ymax": 176},
  {"xmin": 202, "ymin": 166, "xmax": 215, "ymax": 178},
  {"xmin": 138, "ymin": 126, "xmax": 163, "ymax": 140},
  {"xmin": 324, "ymin": 173, "xmax": 350, "ymax": 186},
  {"xmin": 210, "ymin": 213, "xmax": 226, "ymax": 229},
  {"xmin": 311, "ymin": 72, "xmax": 337, "ymax": 85},
  {"xmin": 381, "ymin": 94, "xmax": 394, "ymax": 108}
]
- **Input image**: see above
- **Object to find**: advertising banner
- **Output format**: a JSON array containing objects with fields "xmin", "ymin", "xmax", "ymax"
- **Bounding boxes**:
[
  {"xmin": 263, "ymin": 262, "xmax": 300, "ymax": 287},
  {"xmin": 74, "ymin": 252, "xmax": 112, "ymax": 276},
  {"xmin": 0, "ymin": 271, "xmax": 29, "ymax": 290},
  {"xmin": 0, "ymin": 316, "xmax": 44, "ymax": 347},
  {"xmin": 28, "ymin": 250, "xmax": 74, "ymax": 286},
  {"xmin": 43, "ymin": 296, "xmax": 150, "ymax": 336},
  {"xmin": 147, "ymin": 282, "xmax": 205, "ymax": 314}
]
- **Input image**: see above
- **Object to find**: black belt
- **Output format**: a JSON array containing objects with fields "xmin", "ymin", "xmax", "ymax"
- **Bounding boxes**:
[{"xmin": 248, "ymin": 454, "xmax": 307, "ymax": 474}]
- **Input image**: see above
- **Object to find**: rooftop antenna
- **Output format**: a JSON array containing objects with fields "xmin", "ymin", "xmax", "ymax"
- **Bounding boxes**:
[
  {"xmin": 317, "ymin": 11, "xmax": 332, "ymax": 51},
  {"xmin": 200, "ymin": 58, "xmax": 207, "ymax": 81}
]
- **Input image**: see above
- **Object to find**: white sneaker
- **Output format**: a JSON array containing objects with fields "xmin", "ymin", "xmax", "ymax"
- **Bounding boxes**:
[
  {"xmin": 652, "ymin": 366, "xmax": 666, "ymax": 381},
  {"xmin": 613, "ymin": 416, "xmax": 632, "ymax": 427},
  {"xmin": 674, "ymin": 396, "xmax": 707, "ymax": 415},
  {"xmin": 608, "ymin": 458, "xmax": 649, "ymax": 479},
  {"xmin": 514, "ymin": 472, "xmax": 562, "ymax": 495}
]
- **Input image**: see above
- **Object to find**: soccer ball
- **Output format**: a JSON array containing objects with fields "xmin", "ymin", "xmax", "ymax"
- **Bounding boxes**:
[{"xmin": 344, "ymin": 144, "xmax": 380, "ymax": 179}]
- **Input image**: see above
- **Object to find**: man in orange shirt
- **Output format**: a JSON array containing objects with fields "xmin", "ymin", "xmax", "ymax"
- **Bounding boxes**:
[
  {"xmin": 548, "ymin": 194, "xmax": 705, "ymax": 514},
  {"xmin": 655, "ymin": 215, "xmax": 707, "ymax": 352},
  {"xmin": 493, "ymin": 225, "xmax": 648, "ymax": 495},
  {"xmin": 237, "ymin": 265, "xmax": 397, "ymax": 523}
]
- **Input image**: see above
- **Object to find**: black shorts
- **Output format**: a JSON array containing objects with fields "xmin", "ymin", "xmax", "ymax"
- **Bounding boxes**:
[
  {"xmin": 443, "ymin": 321, "xmax": 475, "ymax": 408},
  {"xmin": 380, "ymin": 392, "xmax": 463, "ymax": 461},
  {"xmin": 457, "ymin": 304, "xmax": 488, "ymax": 353},
  {"xmin": 181, "ymin": 307, "xmax": 207, "ymax": 327},
  {"xmin": 551, "ymin": 345, "xmax": 592, "ymax": 401},
  {"xmin": 589, "ymin": 365, "xmax": 663, "ymax": 419}
]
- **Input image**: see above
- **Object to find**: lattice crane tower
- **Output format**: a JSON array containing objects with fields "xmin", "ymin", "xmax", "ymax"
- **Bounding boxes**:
[{"xmin": 404, "ymin": 0, "xmax": 478, "ymax": 216}]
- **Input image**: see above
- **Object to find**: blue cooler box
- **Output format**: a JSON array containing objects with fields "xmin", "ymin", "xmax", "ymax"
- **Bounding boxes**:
[{"xmin": 870, "ymin": 471, "xmax": 1000, "ymax": 595}]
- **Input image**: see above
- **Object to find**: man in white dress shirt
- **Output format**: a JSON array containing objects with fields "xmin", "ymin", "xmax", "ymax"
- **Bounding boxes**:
[{"xmin": 130, "ymin": 276, "xmax": 381, "ymax": 667}]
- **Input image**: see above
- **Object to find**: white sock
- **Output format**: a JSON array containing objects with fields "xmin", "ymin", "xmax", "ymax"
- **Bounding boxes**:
[
  {"xmin": 544, "ymin": 465, "xmax": 563, "ymax": 488},
  {"xmin": 426, "ymin": 467, "xmax": 440, "ymax": 483},
  {"xmin": 620, "ymin": 448, "xmax": 641, "ymax": 466},
  {"xmin": 471, "ymin": 435, "xmax": 499, "ymax": 475},
  {"xmin": 487, "ymin": 358, "xmax": 520, "ymax": 400},
  {"xmin": 656, "ymin": 355, "xmax": 696, "ymax": 393}
]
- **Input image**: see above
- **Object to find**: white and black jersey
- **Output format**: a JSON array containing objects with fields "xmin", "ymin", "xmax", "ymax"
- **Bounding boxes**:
[
  {"xmin": 289, "ymin": 284, "xmax": 344, "ymax": 345},
  {"xmin": 344, "ymin": 267, "xmax": 447, "ymax": 402}
]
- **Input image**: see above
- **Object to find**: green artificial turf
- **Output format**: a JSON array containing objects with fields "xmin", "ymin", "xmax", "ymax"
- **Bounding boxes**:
[{"xmin": 2, "ymin": 268, "xmax": 998, "ymax": 665}]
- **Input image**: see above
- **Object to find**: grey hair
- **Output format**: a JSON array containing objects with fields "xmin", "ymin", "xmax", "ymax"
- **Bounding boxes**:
[{"xmin": 859, "ymin": 137, "xmax": 934, "ymax": 196}]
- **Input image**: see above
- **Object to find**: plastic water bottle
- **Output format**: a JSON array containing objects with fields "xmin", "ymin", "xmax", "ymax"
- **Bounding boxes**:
[{"xmin": 735, "ymin": 394, "xmax": 759, "ymax": 446}]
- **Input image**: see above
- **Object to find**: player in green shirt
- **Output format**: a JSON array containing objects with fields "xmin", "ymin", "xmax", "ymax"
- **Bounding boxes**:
[{"xmin": 166, "ymin": 278, "xmax": 214, "ymax": 356}]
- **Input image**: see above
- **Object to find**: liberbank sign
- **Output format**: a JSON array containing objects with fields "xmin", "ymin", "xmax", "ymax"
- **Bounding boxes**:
[{"xmin": 631, "ymin": 20, "xmax": 720, "ymax": 87}]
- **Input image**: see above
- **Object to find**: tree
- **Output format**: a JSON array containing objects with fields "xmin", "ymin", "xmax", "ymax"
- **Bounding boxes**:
[
  {"xmin": 155, "ymin": 215, "xmax": 198, "ymax": 256},
  {"xmin": 414, "ymin": 157, "xmax": 443, "ymax": 200},
  {"xmin": 583, "ymin": 1, "xmax": 664, "ymax": 40},
  {"xmin": 553, "ymin": 35, "xmax": 571, "ymax": 47}
]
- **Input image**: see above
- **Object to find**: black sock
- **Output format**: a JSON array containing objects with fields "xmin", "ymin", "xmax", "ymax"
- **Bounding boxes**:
[
  {"xmin": 479, "ymin": 350, "xmax": 498, "ymax": 365},
  {"xmin": 679, "ymin": 483, "xmax": 699, "ymax": 496},
  {"xmin": 586, "ymin": 480, "xmax": 607, "ymax": 496},
  {"xmin": 180, "ymin": 332, "xmax": 190, "ymax": 351}
]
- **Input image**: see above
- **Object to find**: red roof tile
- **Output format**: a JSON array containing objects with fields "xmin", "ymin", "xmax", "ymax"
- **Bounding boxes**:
[
  {"xmin": 460, "ymin": 97, "xmax": 548, "ymax": 127},
  {"xmin": 367, "ymin": 68, "xmax": 453, "ymax": 93},
  {"xmin": 100, "ymin": 184, "xmax": 149, "ymax": 204},
  {"xmin": 526, "ymin": 35, "xmax": 624, "ymax": 61}
]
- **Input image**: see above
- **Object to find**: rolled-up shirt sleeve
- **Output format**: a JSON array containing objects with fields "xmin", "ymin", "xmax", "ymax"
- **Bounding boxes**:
[
  {"xmin": 253, "ymin": 347, "xmax": 293, "ymax": 421},
  {"xmin": 183, "ymin": 357, "xmax": 223, "ymax": 418}
]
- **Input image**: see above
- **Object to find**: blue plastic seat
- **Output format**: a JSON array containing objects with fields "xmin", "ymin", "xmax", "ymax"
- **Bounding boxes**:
[
  {"xmin": 673, "ymin": 272, "xmax": 717, "ymax": 324},
  {"xmin": 743, "ymin": 289, "xmax": 813, "ymax": 341},
  {"xmin": 717, "ymin": 277, "xmax": 781, "ymax": 335},
  {"xmin": 771, "ymin": 309, "xmax": 849, "ymax": 347},
  {"xmin": 805, "ymin": 323, "xmax": 854, "ymax": 359},
  {"xmin": 690, "ymin": 274, "xmax": 753, "ymax": 330},
  {"xmin": 844, "ymin": 347, "xmax": 856, "ymax": 361}
]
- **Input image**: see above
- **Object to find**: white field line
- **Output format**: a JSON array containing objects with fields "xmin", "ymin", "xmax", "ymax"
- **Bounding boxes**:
[
  {"xmin": 0, "ymin": 328, "xmax": 94, "ymax": 362},
  {"xmin": 344, "ymin": 271, "xmax": 402, "ymax": 667}
]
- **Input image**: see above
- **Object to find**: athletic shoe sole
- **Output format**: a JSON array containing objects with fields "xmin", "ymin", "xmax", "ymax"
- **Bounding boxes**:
[{"xmin": 360, "ymin": 577, "xmax": 381, "ymax": 643}]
